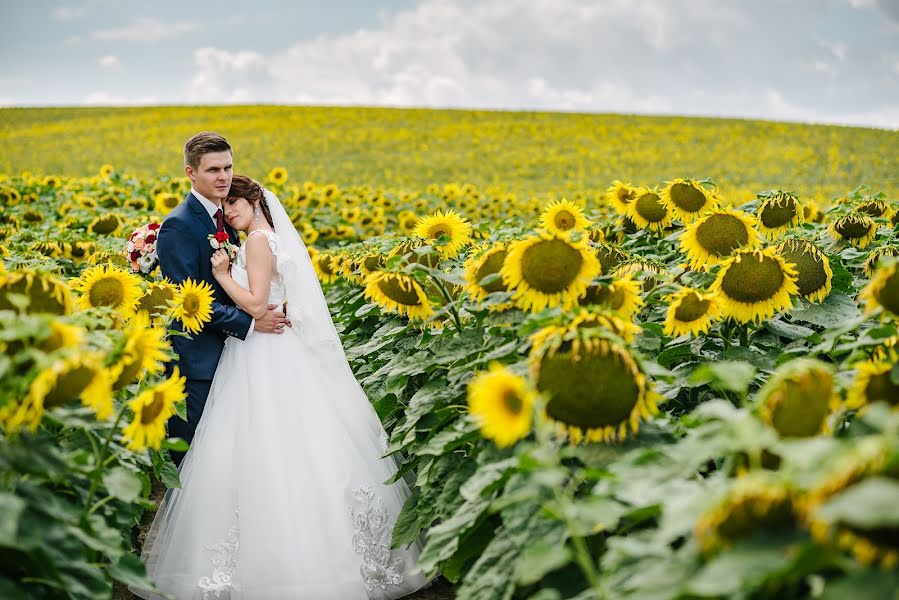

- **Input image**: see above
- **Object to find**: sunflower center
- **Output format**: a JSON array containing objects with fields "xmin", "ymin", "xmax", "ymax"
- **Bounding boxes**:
[
  {"xmin": 874, "ymin": 271, "xmax": 899, "ymax": 314},
  {"xmin": 554, "ymin": 210, "xmax": 576, "ymax": 230},
  {"xmin": 182, "ymin": 294, "xmax": 201, "ymax": 316},
  {"xmin": 768, "ymin": 375, "xmax": 833, "ymax": 437},
  {"xmin": 88, "ymin": 277, "xmax": 126, "ymax": 308},
  {"xmin": 377, "ymin": 275, "xmax": 423, "ymax": 306},
  {"xmin": 502, "ymin": 389, "xmax": 523, "ymax": 415},
  {"xmin": 634, "ymin": 192, "xmax": 667, "ymax": 222},
  {"xmin": 695, "ymin": 214, "xmax": 750, "ymax": 256},
  {"xmin": 476, "ymin": 250, "xmax": 509, "ymax": 293},
  {"xmin": 91, "ymin": 215, "xmax": 120, "ymax": 234},
  {"xmin": 538, "ymin": 342, "xmax": 640, "ymax": 428},
  {"xmin": 669, "ymin": 183, "xmax": 707, "ymax": 213},
  {"xmin": 427, "ymin": 225, "xmax": 451, "ymax": 239},
  {"xmin": 674, "ymin": 292, "xmax": 711, "ymax": 322},
  {"xmin": 857, "ymin": 201, "xmax": 886, "ymax": 217},
  {"xmin": 363, "ymin": 255, "xmax": 384, "ymax": 272},
  {"xmin": 617, "ymin": 188, "xmax": 634, "ymax": 204},
  {"xmin": 594, "ymin": 245, "xmax": 627, "ymax": 275},
  {"xmin": 45, "ymin": 365, "xmax": 95, "ymax": 408},
  {"xmin": 835, "ymin": 217, "xmax": 871, "ymax": 239},
  {"xmin": 141, "ymin": 390, "xmax": 167, "ymax": 424},
  {"xmin": 720, "ymin": 254, "xmax": 785, "ymax": 303},
  {"xmin": 759, "ymin": 199, "xmax": 798, "ymax": 229},
  {"xmin": 520, "ymin": 239, "xmax": 584, "ymax": 294},
  {"xmin": 318, "ymin": 256, "xmax": 335, "ymax": 275},
  {"xmin": 715, "ymin": 495, "xmax": 794, "ymax": 544},
  {"xmin": 114, "ymin": 355, "xmax": 142, "ymax": 390},
  {"xmin": 865, "ymin": 371, "xmax": 899, "ymax": 406},
  {"xmin": 780, "ymin": 245, "xmax": 828, "ymax": 297}
]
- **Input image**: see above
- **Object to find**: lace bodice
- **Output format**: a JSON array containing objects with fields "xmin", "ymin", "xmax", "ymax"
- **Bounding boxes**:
[{"xmin": 231, "ymin": 229, "xmax": 287, "ymax": 305}]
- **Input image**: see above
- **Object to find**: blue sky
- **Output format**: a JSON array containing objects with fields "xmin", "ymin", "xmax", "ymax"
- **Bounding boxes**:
[{"xmin": 2, "ymin": 0, "xmax": 898, "ymax": 128}]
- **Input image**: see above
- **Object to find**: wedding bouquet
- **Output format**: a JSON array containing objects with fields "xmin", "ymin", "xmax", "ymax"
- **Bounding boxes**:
[
  {"xmin": 126, "ymin": 222, "xmax": 161, "ymax": 274},
  {"xmin": 208, "ymin": 232, "xmax": 238, "ymax": 261}
]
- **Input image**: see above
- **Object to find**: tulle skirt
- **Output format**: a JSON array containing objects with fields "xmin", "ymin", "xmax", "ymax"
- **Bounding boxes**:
[{"xmin": 131, "ymin": 328, "xmax": 431, "ymax": 600}]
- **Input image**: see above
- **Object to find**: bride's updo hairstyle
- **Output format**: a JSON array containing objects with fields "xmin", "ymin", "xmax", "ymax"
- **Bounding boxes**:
[{"xmin": 227, "ymin": 174, "xmax": 274, "ymax": 228}]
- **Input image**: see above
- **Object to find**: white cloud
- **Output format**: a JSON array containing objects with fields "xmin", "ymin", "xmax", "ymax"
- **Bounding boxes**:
[
  {"xmin": 98, "ymin": 55, "xmax": 120, "ymax": 69},
  {"xmin": 91, "ymin": 18, "xmax": 195, "ymax": 43},
  {"xmin": 51, "ymin": 5, "xmax": 89, "ymax": 20},
  {"xmin": 83, "ymin": 91, "xmax": 159, "ymax": 105}
]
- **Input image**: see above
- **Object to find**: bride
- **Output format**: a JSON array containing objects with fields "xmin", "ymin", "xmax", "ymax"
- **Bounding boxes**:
[{"xmin": 132, "ymin": 175, "xmax": 432, "ymax": 599}]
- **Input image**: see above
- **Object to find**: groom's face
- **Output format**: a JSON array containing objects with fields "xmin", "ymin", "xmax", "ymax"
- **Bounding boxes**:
[{"xmin": 186, "ymin": 151, "xmax": 233, "ymax": 203}]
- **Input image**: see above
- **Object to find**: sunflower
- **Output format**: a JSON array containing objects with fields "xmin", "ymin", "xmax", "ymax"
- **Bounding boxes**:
[
  {"xmin": 0, "ymin": 269, "xmax": 74, "ymax": 314},
  {"xmin": 2, "ymin": 353, "xmax": 113, "ymax": 431},
  {"xmin": 463, "ymin": 244, "xmax": 509, "ymax": 303},
  {"xmin": 99, "ymin": 164, "xmax": 114, "ymax": 179},
  {"xmin": 78, "ymin": 195, "xmax": 98, "ymax": 209},
  {"xmin": 755, "ymin": 358, "xmax": 839, "ymax": 437},
  {"xmin": 170, "ymin": 278, "xmax": 215, "ymax": 335},
  {"xmin": 694, "ymin": 475, "xmax": 796, "ymax": 556},
  {"xmin": 64, "ymin": 241, "xmax": 95, "ymax": 262},
  {"xmin": 539, "ymin": 198, "xmax": 591, "ymax": 236},
  {"xmin": 397, "ymin": 210, "xmax": 420, "ymax": 235},
  {"xmin": 413, "ymin": 209, "xmax": 472, "ymax": 259},
  {"xmin": 772, "ymin": 239, "xmax": 832, "ymax": 303},
  {"xmin": 605, "ymin": 180, "xmax": 638, "ymax": 215},
  {"xmin": 626, "ymin": 188, "xmax": 673, "ymax": 231},
  {"xmin": 859, "ymin": 259, "xmax": 899, "ymax": 318},
  {"xmin": 829, "ymin": 214, "xmax": 878, "ymax": 249},
  {"xmin": 38, "ymin": 321, "xmax": 85, "ymax": 353},
  {"xmin": 679, "ymin": 209, "xmax": 761, "ymax": 270},
  {"xmin": 578, "ymin": 278, "xmax": 644, "ymax": 319},
  {"xmin": 756, "ymin": 191, "xmax": 804, "ymax": 238},
  {"xmin": 663, "ymin": 287, "xmax": 721, "ymax": 337},
  {"xmin": 856, "ymin": 198, "xmax": 894, "ymax": 220},
  {"xmin": 529, "ymin": 310, "xmax": 641, "ymax": 353},
  {"xmin": 153, "ymin": 193, "xmax": 181, "ymax": 215},
  {"xmin": 137, "ymin": 280, "xmax": 177, "ymax": 318},
  {"xmin": 846, "ymin": 351, "xmax": 899, "ymax": 411},
  {"xmin": 660, "ymin": 179, "xmax": 718, "ymax": 223},
  {"xmin": 88, "ymin": 213, "xmax": 123, "ymax": 235},
  {"xmin": 121, "ymin": 368, "xmax": 187, "ymax": 452},
  {"xmin": 501, "ymin": 233, "xmax": 601, "ymax": 313},
  {"xmin": 593, "ymin": 243, "xmax": 629, "ymax": 275},
  {"xmin": 467, "ymin": 362, "xmax": 536, "ymax": 448},
  {"xmin": 267, "ymin": 167, "xmax": 288, "ymax": 186},
  {"xmin": 710, "ymin": 248, "xmax": 799, "ymax": 323},
  {"xmin": 863, "ymin": 246, "xmax": 899, "ymax": 279},
  {"xmin": 357, "ymin": 251, "xmax": 386, "ymax": 279},
  {"xmin": 801, "ymin": 439, "xmax": 899, "ymax": 568},
  {"xmin": 530, "ymin": 330, "xmax": 657, "ymax": 444},
  {"xmin": 111, "ymin": 311, "xmax": 172, "ymax": 390},
  {"xmin": 802, "ymin": 202, "xmax": 823, "ymax": 223},
  {"xmin": 299, "ymin": 222, "xmax": 319, "ymax": 245},
  {"xmin": 388, "ymin": 238, "xmax": 441, "ymax": 269},
  {"xmin": 363, "ymin": 271, "xmax": 433, "ymax": 321},
  {"xmin": 74, "ymin": 264, "xmax": 143, "ymax": 316}
]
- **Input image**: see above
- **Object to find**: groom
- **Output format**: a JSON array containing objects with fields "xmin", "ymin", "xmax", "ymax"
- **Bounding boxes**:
[{"xmin": 157, "ymin": 131, "xmax": 288, "ymax": 466}]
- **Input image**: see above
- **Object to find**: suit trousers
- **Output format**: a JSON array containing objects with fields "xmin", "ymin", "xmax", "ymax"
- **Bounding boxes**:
[{"xmin": 167, "ymin": 378, "xmax": 213, "ymax": 467}]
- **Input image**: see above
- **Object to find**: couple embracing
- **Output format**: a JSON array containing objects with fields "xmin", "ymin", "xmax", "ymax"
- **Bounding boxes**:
[{"xmin": 131, "ymin": 132, "xmax": 431, "ymax": 599}]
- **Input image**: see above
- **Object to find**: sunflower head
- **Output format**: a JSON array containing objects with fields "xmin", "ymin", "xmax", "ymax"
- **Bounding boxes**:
[
  {"xmin": 501, "ymin": 233, "xmax": 601, "ymax": 313},
  {"xmin": 592, "ymin": 242, "xmax": 629, "ymax": 275},
  {"xmin": 121, "ymin": 368, "xmax": 187, "ymax": 451},
  {"xmin": 680, "ymin": 210, "xmax": 761, "ymax": 270},
  {"xmin": 530, "ymin": 329, "xmax": 657, "ymax": 444},
  {"xmin": 154, "ymin": 193, "xmax": 181, "ymax": 215},
  {"xmin": 863, "ymin": 246, "xmax": 899, "ymax": 279},
  {"xmin": 388, "ymin": 238, "xmax": 441, "ymax": 269},
  {"xmin": 74, "ymin": 264, "xmax": 143, "ymax": 316},
  {"xmin": 111, "ymin": 311, "xmax": 172, "ymax": 390},
  {"xmin": 801, "ymin": 440, "xmax": 899, "ymax": 568},
  {"xmin": 170, "ymin": 278, "xmax": 215, "ymax": 335},
  {"xmin": 0, "ymin": 269, "xmax": 74, "ymax": 315},
  {"xmin": 413, "ymin": 209, "xmax": 472, "ymax": 259},
  {"xmin": 627, "ymin": 188, "xmax": 673, "ymax": 231},
  {"xmin": 756, "ymin": 191, "xmax": 804, "ymax": 238},
  {"xmin": 363, "ymin": 271, "xmax": 433, "ymax": 321},
  {"xmin": 464, "ymin": 243, "xmax": 510, "ymax": 303},
  {"xmin": 661, "ymin": 179, "xmax": 718, "ymax": 223},
  {"xmin": 137, "ymin": 281, "xmax": 177, "ymax": 318},
  {"xmin": 605, "ymin": 180, "xmax": 638, "ymax": 215},
  {"xmin": 539, "ymin": 198, "xmax": 592, "ymax": 236},
  {"xmin": 710, "ymin": 248, "xmax": 800, "ymax": 323},
  {"xmin": 846, "ymin": 351, "xmax": 899, "ymax": 411},
  {"xmin": 663, "ymin": 287, "xmax": 721, "ymax": 338},
  {"xmin": 467, "ymin": 362, "xmax": 536, "ymax": 448},
  {"xmin": 755, "ymin": 358, "xmax": 839, "ymax": 437},
  {"xmin": 312, "ymin": 252, "xmax": 342, "ymax": 285},
  {"xmin": 856, "ymin": 198, "xmax": 893, "ymax": 220},
  {"xmin": 38, "ymin": 321, "xmax": 85, "ymax": 353},
  {"xmin": 776, "ymin": 239, "xmax": 833, "ymax": 303},
  {"xmin": 64, "ymin": 241, "xmax": 96, "ymax": 261},
  {"xmin": 860, "ymin": 259, "xmax": 899, "ymax": 318},
  {"xmin": 88, "ymin": 213, "xmax": 123, "ymax": 235},
  {"xmin": 578, "ymin": 277, "xmax": 644, "ymax": 319},
  {"xmin": 829, "ymin": 214, "xmax": 878, "ymax": 249},
  {"xmin": 695, "ymin": 475, "xmax": 796, "ymax": 556},
  {"xmin": 267, "ymin": 167, "xmax": 288, "ymax": 186}
]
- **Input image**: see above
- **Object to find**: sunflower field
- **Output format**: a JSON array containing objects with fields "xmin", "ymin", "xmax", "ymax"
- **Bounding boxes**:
[{"xmin": 1, "ymin": 106, "xmax": 899, "ymax": 599}]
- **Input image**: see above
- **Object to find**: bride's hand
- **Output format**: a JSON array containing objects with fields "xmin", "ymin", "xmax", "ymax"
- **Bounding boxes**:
[{"xmin": 211, "ymin": 249, "xmax": 230, "ymax": 276}]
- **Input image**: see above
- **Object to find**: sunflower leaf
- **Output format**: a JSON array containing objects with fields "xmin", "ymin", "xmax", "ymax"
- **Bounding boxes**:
[{"xmin": 816, "ymin": 477, "xmax": 899, "ymax": 528}]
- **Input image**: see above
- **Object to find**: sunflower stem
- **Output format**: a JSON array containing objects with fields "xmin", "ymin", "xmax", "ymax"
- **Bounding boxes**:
[
  {"xmin": 428, "ymin": 273, "xmax": 463, "ymax": 333},
  {"xmin": 83, "ymin": 401, "xmax": 129, "ymax": 516},
  {"xmin": 739, "ymin": 325, "xmax": 749, "ymax": 347}
]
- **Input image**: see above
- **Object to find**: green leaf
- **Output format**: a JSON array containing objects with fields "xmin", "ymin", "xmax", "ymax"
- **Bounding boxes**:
[
  {"xmin": 0, "ymin": 492, "xmax": 26, "ymax": 546},
  {"xmin": 690, "ymin": 360, "xmax": 756, "ymax": 394},
  {"xmin": 103, "ymin": 467, "xmax": 142, "ymax": 502},
  {"xmin": 107, "ymin": 553, "xmax": 155, "ymax": 589},
  {"xmin": 391, "ymin": 490, "xmax": 425, "ymax": 548},
  {"xmin": 765, "ymin": 319, "xmax": 816, "ymax": 340},
  {"xmin": 816, "ymin": 477, "xmax": 899, "ymax": 529},
  {"xmin": 791, "ymin": 292, "xmax": 860, "ymax": 328},
  {"xmin": 160, "ymin": 458, "xmax": 182, "ymax": 489},
  {"xmin": 417, "ymin": 495, "xmax": 494, "ymax": 574},
  {"xmin": 515, "ymin": 540, "xmax": 572, "ymax": 586},
  {"xmin": 161, "ymin": 437, "xmax": 189, "ymax": 452},
  {"xmin": 461, "ymin": 458, "xmax": 518, "ymax": 501},
  {"xmin": 820, "ymin": 569, "xmax": 899, "ymax": 600}
]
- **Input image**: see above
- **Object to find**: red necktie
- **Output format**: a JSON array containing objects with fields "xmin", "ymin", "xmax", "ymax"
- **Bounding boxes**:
[{"xmin": 215, "ymin": 208, "xmax": 225, "ymax": 233}]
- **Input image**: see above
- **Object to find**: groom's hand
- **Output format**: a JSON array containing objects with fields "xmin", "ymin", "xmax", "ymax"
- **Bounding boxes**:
[{"xmin": 254, "ymin": 304, "xmax": 290, "ymax": 334}]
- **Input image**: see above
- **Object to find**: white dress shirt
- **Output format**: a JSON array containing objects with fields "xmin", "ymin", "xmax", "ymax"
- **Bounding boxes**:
[{"xmin": 191, "ymin": 188, "xmax": 255, "ymax": 337}]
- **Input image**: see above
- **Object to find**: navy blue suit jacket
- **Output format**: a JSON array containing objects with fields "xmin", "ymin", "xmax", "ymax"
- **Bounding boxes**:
[{"xmin": 157, "ymin": 192, "xmax": 253, "ymax": 380}]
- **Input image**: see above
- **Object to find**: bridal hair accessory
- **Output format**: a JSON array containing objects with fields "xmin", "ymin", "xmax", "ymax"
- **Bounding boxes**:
[{"xmin": 126, "ymin": 222, "xmax": 161, "ymax": 275}]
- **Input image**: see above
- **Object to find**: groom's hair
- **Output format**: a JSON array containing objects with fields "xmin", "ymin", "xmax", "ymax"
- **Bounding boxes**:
[{"xmin": 184, "ymin": 132, "xmax": 232, "ymax": 169}]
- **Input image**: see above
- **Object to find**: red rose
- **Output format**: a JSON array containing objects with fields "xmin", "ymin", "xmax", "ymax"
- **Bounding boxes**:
[
  {"xmin": 214, "ymin": 232, "xmax": 229, "ymax": 243},
  {"xmin": 149, "ymin": 223, "xmax": 161, "ymax": 230},
  {"xmin": 131, "ymin": 251, "xmax": 140, "ymax": 260},
  {"xmin": 145, "ymin": 234, "xmax": 156, "ymax": 243}
]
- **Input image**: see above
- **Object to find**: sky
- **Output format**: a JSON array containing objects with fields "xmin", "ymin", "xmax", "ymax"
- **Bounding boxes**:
[{"xmin": 1, "ymin": 0, "xmax": 898, "ymax": 129}]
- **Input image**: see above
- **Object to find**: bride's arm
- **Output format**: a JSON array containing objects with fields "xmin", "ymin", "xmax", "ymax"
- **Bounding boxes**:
[{"xmin": 211, "ymin": 234, "xmax": 274, "ymax": 319}]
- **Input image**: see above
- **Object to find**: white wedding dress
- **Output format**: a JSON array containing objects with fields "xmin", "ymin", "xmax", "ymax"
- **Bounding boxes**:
[{"xmin": 132, "ymin": 228, "xmax": 432, "ymax": 599}]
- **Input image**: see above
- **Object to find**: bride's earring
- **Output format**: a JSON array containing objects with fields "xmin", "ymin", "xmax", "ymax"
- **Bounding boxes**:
[{"xmin": 254, "ymin": 205, "xmax": 261, "ymax": 225}]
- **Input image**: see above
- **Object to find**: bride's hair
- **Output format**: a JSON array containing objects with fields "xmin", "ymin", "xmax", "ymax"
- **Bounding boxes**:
[{"xmin": 228, "ymin": 174, "xmax": 274, "ymax": 228}]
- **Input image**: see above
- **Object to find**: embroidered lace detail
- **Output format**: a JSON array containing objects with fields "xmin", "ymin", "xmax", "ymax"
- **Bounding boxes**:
[
  {"xmin": 198, "ymin": 508, "xmax": 239, "ymax": 599},
  {"xmin": 379, "ymin": 429, "xmax": 390, "ymax": 453},
  {"xmin": 236, "ymin": 230, "xmax": 287, "ymax": 304},
  {"xmin": 350, "ymin": 485, "xmax": 404, "ymax": 591}
]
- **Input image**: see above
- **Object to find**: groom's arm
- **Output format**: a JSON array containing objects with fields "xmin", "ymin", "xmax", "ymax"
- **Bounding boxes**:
[{"xmin": 157, "ymin": 218, "xmax": 254, "ymax": 340}]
